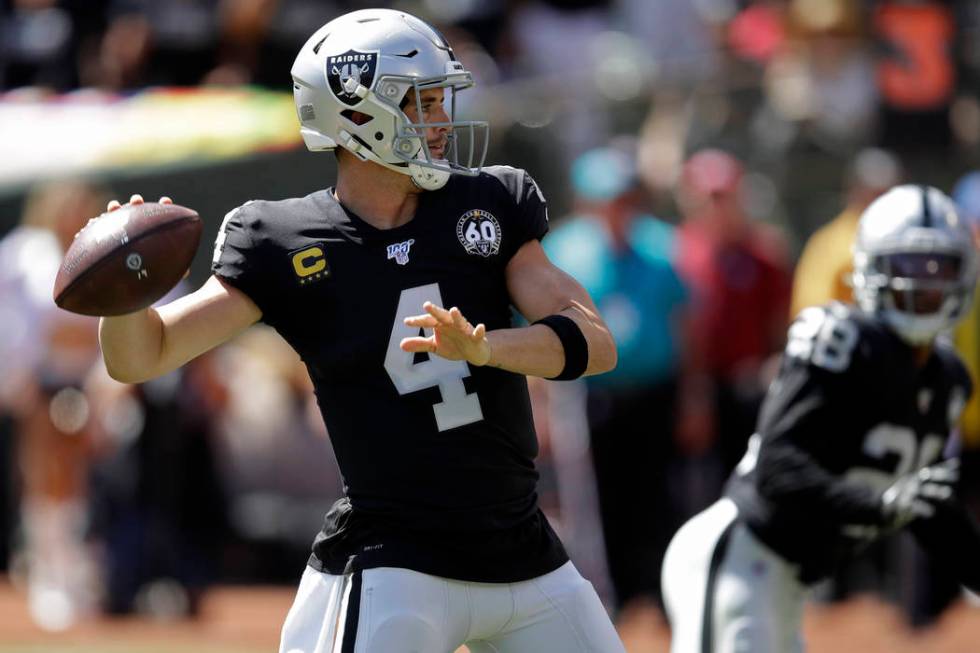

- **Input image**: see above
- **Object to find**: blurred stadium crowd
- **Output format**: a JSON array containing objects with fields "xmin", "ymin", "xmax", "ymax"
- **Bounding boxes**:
[{"xmin": 4, "ymin": 0, "xmax": 980, "ymax": 642}]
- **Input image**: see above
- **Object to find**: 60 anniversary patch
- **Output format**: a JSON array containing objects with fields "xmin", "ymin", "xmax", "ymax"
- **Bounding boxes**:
[{"xmin": 456, "ymin": 209, "xmax": 501, "ymax": 257}]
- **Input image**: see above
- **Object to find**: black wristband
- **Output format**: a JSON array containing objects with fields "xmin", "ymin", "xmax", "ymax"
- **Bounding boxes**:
[{"xmin": 534, "ymin": 314, "xmax": 589, "ymax": 381}]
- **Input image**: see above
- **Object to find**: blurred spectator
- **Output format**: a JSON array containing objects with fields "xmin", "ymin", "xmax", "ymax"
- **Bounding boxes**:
[
  {"xmin": 507, "ymin": 0, "xmax": 614, "ymax": 161},
  {"xmin": 89, "ymin": 10, "xmax": 153, "ymax": 90},
  {"xmin": 76, "ymin": 302, "xmax": 346, "ymax": 610},
  {"xmin": 208, "ymin": 326, "xmax": 343, "ymax": 581},
  {"xmin": 544, "ymin": 144, "xmax": 690, "ymax": 614},
  {"xmin": 615, "ymin": 0, "xmax": 720, "ymax": 85},
  {"xmin": 0, "ymin": 179, "xmax": 107, "ymax": 630},
  {"xmin": 873, "ymin": 0, "xmax": 957, "ymax": 153},
  {"xmin": 224, "ymin": 0, "xmax": 341, "ymax": 88},
  {"xmin": 0, "ymin": 179, "xmax": 106, "ymax": 406},
  {"xmin": 137, "ymin": 0, "xmax": 221, "ymax": 88},
  {"xmin": 726, "ymin": 1, "xmax": 786, "ymax": 66},
  {"xmin": 674, "ymin": 148, "xmax": 792, "ymax": 479},
  {"xmin": 81, "ymin": 0, "xmax": 306, "ymax": 90},
  {"xmin": 763, "ymin": 0, "xmax": 877, "ymax": 152},
  {"xmin": 16, "ymin": 375, "xmax": 99, "ymax": 631},
  {"xmin": 86, "ymin": 334, "xmax": 229, "ymax": 618},
  {"xmin": 1, "ymin": 0, "xmax": 83, "ymax": 90},
  {"xmin": 790, "ymin": 147, "xmax": 903, "ymax": 318}
]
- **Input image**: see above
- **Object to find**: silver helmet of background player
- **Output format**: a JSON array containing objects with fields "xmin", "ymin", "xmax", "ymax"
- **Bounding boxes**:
[
  {"xmin": 290, "ymin": 9, "xmax": 488, "ymax": 191},
  {"xmin": 852, "ymin": 184, "xmax": 978, "ymax": 344}
]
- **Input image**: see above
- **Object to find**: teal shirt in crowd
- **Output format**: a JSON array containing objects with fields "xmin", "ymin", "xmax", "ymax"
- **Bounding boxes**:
[{"xmin": 545, "ymin": 214, "xmax": 688, "ymax": 389}]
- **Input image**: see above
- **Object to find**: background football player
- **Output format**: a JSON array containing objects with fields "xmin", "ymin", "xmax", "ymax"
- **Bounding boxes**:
[
  {"xmin": 96, "ymin": 8, "xmax": 625, "ymax": 653},
  {"xmin": 661, "ymin": 184, "xmax": 980, "ymax": 652}
]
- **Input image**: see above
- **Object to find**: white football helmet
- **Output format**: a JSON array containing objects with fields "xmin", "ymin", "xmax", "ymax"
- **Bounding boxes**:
[
  {"xmin": 291, "ymin": 9, "xmax": 488, "ymax": 190},
  {"xmin": 852, "ymin": 185, "xmax": 978, "ymax": 344}
]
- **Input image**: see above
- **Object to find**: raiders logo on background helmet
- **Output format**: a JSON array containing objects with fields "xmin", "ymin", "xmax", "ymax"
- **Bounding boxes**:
[{"xmin": 327, "ymin": 49, "xmax": 378, "ymax": 107}]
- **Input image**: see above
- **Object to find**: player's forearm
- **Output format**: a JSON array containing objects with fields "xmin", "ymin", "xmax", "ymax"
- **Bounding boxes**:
[
  {"xmin": 757, "ymin": 442, "xmax": 886, "ymax": 525},
  {"xmin": 99, "ymin": 276, "xmax": 261, "ymax": 384},
  {"xmin": 483, "ymin": 310, "xmax": 616, "ymax": 379},
  {"xmin": 99, "ymin": 309, "xmax": 166, "ymax": 383}
]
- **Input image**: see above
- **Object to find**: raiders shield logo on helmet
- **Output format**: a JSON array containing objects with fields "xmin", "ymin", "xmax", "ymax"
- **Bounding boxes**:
[{"xmin": 327, "ymin": 49, "xmax": 379, "ymax": 107}]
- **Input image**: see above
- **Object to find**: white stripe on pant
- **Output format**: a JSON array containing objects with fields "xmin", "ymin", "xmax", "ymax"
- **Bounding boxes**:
[{"xmin": 662, "ymin": 498, "xmax": 807, "ymax": 653}]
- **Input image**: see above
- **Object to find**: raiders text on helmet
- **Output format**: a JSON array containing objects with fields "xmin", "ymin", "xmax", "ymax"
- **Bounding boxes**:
[
  {"xmin": 851, "ymin": 185, "xmax": 978, "ymax": 344},
  {"xmin": 291, "ymin": 9, "xmax": 488, "ymax": 190}
]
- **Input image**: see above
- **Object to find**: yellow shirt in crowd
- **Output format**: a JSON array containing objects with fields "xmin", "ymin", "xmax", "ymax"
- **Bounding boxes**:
[{"xmin": 790, "ymin": 208, "xmax": 859, "ymax": 319}]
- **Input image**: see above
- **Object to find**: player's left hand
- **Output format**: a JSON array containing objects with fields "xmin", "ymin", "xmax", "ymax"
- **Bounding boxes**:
[
  {"xmin": 880, "ymin": 458, "xmax": 959, "ymax": 529},
  {"xmin": 401, "ymin": 302, "xmax": 491, "ymax": 366}
]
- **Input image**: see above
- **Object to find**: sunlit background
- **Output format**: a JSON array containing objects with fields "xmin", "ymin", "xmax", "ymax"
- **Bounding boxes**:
[{"xmin": 2, "ymin": 0, "xmax": 980, "ymax": 651}]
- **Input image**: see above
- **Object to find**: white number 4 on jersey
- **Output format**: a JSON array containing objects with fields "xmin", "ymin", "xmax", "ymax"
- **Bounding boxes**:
[{"xmin": 384, "ymin": 284, "xmax": 485, "ymax": 432}]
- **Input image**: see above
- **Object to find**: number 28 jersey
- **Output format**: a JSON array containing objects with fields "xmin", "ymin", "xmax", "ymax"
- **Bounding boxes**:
[
  {"xmin": 726, "ymin": 302, "xmax": 972, "ymax": 583},
  {"xmin": 211, "ymin": 166, "xmax": 567, "ymax": 582}
]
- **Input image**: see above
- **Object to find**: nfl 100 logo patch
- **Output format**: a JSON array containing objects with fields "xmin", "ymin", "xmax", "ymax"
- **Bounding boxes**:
[
  {"xmin": 386, "ymin": 239, "xmax": 415, "ymax": 265},
  {"xmin": 456, "ymin": 209, "xmax": 501, "ymax": 257}
]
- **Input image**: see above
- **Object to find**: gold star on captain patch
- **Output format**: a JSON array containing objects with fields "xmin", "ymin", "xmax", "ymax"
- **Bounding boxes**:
[{"xmin": 299, "ymin": 271, "xmax": 326, "ymax": 285}]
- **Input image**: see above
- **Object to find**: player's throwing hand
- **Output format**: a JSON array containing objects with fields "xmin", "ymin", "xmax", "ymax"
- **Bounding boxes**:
[{"xmin": 401, "ymin": 302, "xmax": 492, "ymax": 366}]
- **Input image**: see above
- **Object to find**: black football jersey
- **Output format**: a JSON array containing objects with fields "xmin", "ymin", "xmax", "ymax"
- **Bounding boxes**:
[
  {"xmin": 211, "ymin": 166, "xmax": 568, "ymax": 582},
  {"xmin": 726, "ymin": 302, "xmax": 973, "ymax": 583}
]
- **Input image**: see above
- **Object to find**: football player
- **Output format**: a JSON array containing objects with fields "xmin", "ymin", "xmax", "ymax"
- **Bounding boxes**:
[
  {"xmin": 97, "ymin": 8, "xmax": 625, "ymax": 653},
  {"xmin": 661, "ymin": 184, "xmax": 980, "ymax": 652}
]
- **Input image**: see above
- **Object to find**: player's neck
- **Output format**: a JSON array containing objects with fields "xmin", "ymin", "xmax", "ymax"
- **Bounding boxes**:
[
  {"xmin": 912, "ymin": 344, "xmax": 932, "ymax": 367},
  {"xmin": 335, "ymin": 158, "xmax": 421, "ymax": 230}
]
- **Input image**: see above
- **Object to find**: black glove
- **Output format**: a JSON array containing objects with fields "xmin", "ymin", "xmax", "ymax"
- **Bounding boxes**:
[{"xmin": 880, "ymin": 458, "xmax": 959, "ymax": 529}]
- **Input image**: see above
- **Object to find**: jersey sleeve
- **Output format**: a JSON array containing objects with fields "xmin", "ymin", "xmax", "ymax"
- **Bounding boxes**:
[
  {"xmin": 752, "ymin": 308, "xmax": 888, "ymax": 526},
  {"xmin": 210, "ymin": 202, "xmax": 271, "ymax": 316},
  {"xmin": 515, "ymin": 171, "xmax": 549, "ymax": 243},
  {"xmin": 489, "ymin": 166, "xmax": 550, "ymax": 262}
]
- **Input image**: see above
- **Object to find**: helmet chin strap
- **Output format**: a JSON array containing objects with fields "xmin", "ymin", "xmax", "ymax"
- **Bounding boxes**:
[
  {"xmin": 350, "ymin": 149, "xmax": 450, "ymax": 190},
  {"xmin": 409, "ymin": 162, "xmax": 450, "ymax": 190},
  {"xmin": 334, "ymin": 127, "xmax": 453, "ymax": 190}
]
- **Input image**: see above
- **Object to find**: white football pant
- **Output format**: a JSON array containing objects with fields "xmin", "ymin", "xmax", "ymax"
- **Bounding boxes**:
[
  {"xmin": 279, "ymin": 561, "xmax": 626, "ymax": 653},
  {"xmin": 662, "ymin": 498, "xmax": 807, "ymax": 653}
]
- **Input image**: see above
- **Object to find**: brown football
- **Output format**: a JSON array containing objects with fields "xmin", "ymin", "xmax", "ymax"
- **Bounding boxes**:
[{"xmin": 53, "ymin": 202, "xmax": 203, "ymax": 316}]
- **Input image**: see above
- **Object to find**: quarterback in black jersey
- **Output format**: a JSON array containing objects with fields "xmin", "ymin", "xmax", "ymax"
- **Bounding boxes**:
[
  {"xmin": 662, "ymin": 184, "xmax": 980, "ymax": 653},
  {"xmin": 97, "ymin": 8, "xmax": 625, "ymax": 653}
]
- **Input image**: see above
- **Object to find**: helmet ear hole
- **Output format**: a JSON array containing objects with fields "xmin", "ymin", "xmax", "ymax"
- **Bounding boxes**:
[{"xmin": 340, "ymin": 110, "xmax": 373, "ymax": 126}]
